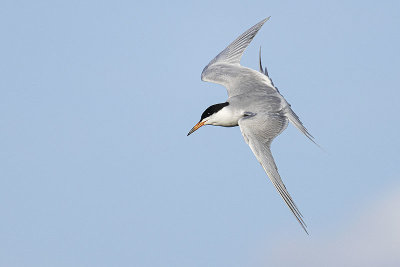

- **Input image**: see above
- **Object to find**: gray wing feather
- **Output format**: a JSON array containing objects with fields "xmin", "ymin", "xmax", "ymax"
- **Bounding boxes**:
[
  {"xmin": 239, "ymin": 113, "xmax": 308, "ymax": 234},
  {"xmin": 201, "ymin": 18, "xmax": 278, "ymax": 98},
  {"xmin": 205, "ymin": 17, "xmax": 270, "ymax": 68}
]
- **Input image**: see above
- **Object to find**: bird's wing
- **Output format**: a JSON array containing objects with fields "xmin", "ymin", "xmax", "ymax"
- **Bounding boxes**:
[
  {"xmin": 239, "ymin": 113, "xmax": 308, "ymax": 233},
  {"xmin": 204, "ymin": 17, "xmax": 269, "ymax": 67},
  {"xmin": 201, "ymin": 18, "xmax": 278, "ymax": 98}
]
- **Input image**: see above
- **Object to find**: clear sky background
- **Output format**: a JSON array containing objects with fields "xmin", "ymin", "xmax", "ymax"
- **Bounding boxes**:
[{"xmin": 1, "ymin": 0, "xmax": 399, "ymax": 266}]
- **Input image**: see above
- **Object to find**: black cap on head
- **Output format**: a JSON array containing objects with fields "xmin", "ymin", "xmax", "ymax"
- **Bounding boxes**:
[{"xmin": 200, "ymin": 102, "xmax": 229, "ymax": 121}]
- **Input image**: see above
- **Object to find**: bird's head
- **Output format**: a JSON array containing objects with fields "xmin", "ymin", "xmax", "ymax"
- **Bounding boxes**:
[{"xmin": 187, "ymin": 102, "xmax": 230, "ymax": 136}]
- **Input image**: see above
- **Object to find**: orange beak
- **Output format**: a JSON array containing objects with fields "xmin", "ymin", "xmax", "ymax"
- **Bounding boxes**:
[{"xmin": 187, "ymin": 121, "xmax": 206, "ymax": 136}]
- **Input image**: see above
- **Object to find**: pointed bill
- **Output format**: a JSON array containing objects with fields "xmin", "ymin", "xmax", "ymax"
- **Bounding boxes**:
[{"xmin": 187, "ymin": 121, "xmax": 205, "ymax": 136}]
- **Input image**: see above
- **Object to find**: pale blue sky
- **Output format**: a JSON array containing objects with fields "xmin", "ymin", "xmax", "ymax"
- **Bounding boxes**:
[{"xmin": 1, "ymin": 0, "xmax": 400, "ymax": 266}]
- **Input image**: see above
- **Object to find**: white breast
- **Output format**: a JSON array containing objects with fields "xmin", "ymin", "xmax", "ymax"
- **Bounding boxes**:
[{"xmin": 207, "ymin": 105, "xmax": 243, "ymax": 127}]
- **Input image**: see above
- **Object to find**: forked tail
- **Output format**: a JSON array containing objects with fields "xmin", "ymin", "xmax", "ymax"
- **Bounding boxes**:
[{"xmin": 259, "ymin": 47, "xmax": 321, "ymax": 149}]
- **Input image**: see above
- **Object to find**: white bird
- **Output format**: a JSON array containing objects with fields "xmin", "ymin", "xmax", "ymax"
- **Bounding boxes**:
[{"xmin": 187, "ymin": 17, "xmax": 318, "ymax": 234}]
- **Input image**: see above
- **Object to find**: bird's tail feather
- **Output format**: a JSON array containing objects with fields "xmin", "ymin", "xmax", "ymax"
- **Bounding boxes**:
[{"xmin": 286, "ymin": 107, "xmax": 322, "ymax": 149}]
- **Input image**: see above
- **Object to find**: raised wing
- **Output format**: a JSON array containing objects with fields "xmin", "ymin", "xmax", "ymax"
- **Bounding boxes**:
[
  {"xmin": 201, "ymin": 18, "xmax": 279, "ymax": 98},
  {"xmin": 239, "ymin": 113, "xmax": 308, "ymax": 233},
  {"xmin": 203, "ymin": 17, "xmax": 270, "ymax": 68}
]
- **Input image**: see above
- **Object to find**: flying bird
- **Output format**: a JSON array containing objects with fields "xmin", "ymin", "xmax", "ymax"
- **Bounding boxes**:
[{"xmin": 187, "ymin": 17, "xmax": 317, "ymax": 233}]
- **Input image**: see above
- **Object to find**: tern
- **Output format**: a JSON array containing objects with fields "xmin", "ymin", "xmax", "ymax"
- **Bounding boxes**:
[{"xmin": 187, "ymin": 17, "xmax": 318, "ymax": 233}]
